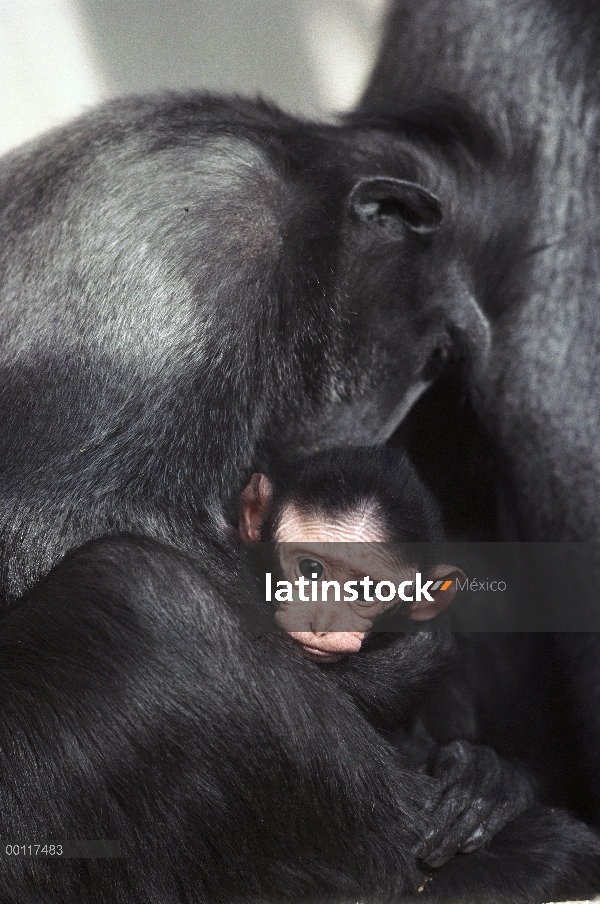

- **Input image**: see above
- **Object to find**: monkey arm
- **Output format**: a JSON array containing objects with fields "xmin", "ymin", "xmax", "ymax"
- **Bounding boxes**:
[
  {"xmin": 415, "ymin": 738, "xmax": 537, "ymax": 868},
  {"xmin": 2, "ymin": 539, "xmax": 598, "ymax": 904},
  {"xmin": 331, "ymin": 634, "xmax": 537, "ymax": 869},
  {"xmin": 326, "ymin": 631, "xmax": 456, "ymax": 732}
]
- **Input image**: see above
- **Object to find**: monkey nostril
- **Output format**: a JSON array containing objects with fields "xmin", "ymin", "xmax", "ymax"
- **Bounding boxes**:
[
  {"xmin": 424, "ymin": 336, "xmax": 456, "ymax": 380},
  {"xmin": 435, "ymin": 338, "xmax": 452, "ymax": 364}
]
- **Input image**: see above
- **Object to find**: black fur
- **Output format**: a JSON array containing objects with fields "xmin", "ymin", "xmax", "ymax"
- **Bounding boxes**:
[
  {"xmin": 262, "ymin": 445, "xmax": 444, "ymax": 548},
  {"xmin": 0, "ymin": 93, "xmax": 598, "ymax": 900},
  {"xmin": 1, "ymin": 534, "xmax": 599, "ymax": 902},
  {"xmin": 253, "ymin": 445, "xmax": 599, "ymax": 887},
  {"xmin": 361, "ymin": 0, "xmax": 600, "ymax": 527},
  {"xmin": 0, "ymin": 92, "xmax": 508, "ymax": 604},
  {"xmin": 361, "ymin": 0, "xmax": 600, "ymax": 823}
]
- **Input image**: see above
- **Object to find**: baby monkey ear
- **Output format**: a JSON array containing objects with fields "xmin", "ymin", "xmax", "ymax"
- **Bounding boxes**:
[
  {"xmin": 239, "ymin": 473, "xmax": 273, "ymax": 542},
  {"xmin": 409, "ymin": 565, "xmax": 466, "ymax": 622}
]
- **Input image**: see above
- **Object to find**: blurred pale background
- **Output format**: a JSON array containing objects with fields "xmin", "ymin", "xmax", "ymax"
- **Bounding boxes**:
[{"xmin": 0, "ymin": 0, "xmax": 386, "ymax": 155}]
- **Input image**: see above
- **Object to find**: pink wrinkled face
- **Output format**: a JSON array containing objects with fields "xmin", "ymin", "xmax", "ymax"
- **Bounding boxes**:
[
  {"xmin": 275, "ymin": 503, "xmax": 387, "ymax": 545},
  {"xmin": 239, "ymin": 473, "xmax": 459, "ymax": 663},
  {"xmin": 274, "ymin": 505, "xmax": 414, "ymax": 663}
]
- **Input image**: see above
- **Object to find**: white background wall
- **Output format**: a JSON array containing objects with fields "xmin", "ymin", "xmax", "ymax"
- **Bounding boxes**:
[{"xmin": 0, "ymin": 0, "xmax": 387, "ymax": 155}]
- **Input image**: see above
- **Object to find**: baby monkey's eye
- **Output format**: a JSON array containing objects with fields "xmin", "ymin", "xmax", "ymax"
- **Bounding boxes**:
[
  {"xmin": 355, "ymin": 584, "xmax": 375, "ymax": 604},
  {"xmin": 298, "ymin": 559, "xmax": 324, "ymax": 580}
]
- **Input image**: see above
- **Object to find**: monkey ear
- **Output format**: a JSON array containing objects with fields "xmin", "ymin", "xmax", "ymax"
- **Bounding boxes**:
[
  {"xmin": 409, "ymin": 565, "xmax": 465, "ymax": 622},
  {"xmin": 349, "ymin": 177, "xmax": 442, "ymax": 236},
  {"xmin": 239, "ymin": 473, "xmax": 273, "ymax": 542}
]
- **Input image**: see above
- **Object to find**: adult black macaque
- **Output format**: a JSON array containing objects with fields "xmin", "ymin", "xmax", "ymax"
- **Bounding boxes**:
[
  {"xmin": 0, "ymin": 92, "xmax": 597, "ymax": 902},
  {"xmin": 2, "ymin": 474, "xmax": 599, "ymax": 902},
  {"xmin": 0, "ymin": 90, "xmax": 457, "ymax": 606},
  {"xmin": 358, "ymin": 0, "xmax": 600, "ymax": 823},
  {"xmin": 362, "ymin": 0, "xmax": 600, "ymax": 543}
]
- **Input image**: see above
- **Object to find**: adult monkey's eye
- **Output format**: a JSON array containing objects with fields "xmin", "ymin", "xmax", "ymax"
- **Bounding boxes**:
[{"xmin": 299, "ymin": 559, "xmax": 324, "ymax": 579}]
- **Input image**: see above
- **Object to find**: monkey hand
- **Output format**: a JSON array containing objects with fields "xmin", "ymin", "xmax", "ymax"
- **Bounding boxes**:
[{"xmin": 415, "ymin": 739, "xmax": 536, "ymax": 868}]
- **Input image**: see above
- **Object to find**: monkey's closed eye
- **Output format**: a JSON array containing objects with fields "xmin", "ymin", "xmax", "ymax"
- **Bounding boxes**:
[{"xmin": 298, "ymin": 559, "xmax": 324, "ymax": 580}]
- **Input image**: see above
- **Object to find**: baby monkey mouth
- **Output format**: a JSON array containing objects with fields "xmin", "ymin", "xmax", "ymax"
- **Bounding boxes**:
[{"xmin": 292, "ymin": 640, "xmax": 346, "ymax": 664}]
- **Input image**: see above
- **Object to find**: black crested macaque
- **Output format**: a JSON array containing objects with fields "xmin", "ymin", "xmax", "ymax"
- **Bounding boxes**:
[
  {"xmin": 362, "ymin": 0, "xmax": 600, "ymax": 539},
  {"xmin": 0, "ymin": 91, "xmax": 598, "ymax": 902},
  {"xmin": 0, "ymin": 90, "xmax": 458, "ymax": 606},
  {"xmin": 0, "ymin": 91, "xmax": 548, "ymax": 608},
  {"xmin": 239, "ymin": 445, "xmax": 600, "ymax": 879},
  {"xmin": 239, "ymin": 444, "xmax": 462, "ymax": 659},
  {"xmin": 360, "ymin": 0, "xmax": 600, "ymax": 820},
  {"xmin": 1, "ymin": 515, "xmax": 598, "ymax": 902}
]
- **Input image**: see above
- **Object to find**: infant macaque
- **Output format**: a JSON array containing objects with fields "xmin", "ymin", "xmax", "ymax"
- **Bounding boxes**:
[
  {"xmin": 239, "ymin": 446, "xmax": 463, "ymax": 662},
  {"xmin": 239, "ymin": 446, "xmax": 539, "ymax": 870}
]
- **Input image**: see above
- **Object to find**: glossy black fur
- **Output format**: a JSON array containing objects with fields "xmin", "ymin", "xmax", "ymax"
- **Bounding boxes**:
[
  {"xmin": 0, "ymin": 91, "xmax": 543, "ymax": 607},
  {"xmin": 361, "ymin": 0, "xmax": 600, "ymax": 824},
  {"xmin": 253, "ymin": 446, "xmax": 600, "ymax": 887},
  {"xmin": 0, "ymin": 93, "xmax": 598, "ymax": 900},
  {"xmin": 363, "ymin": 0, "xmax": 600, "ymax": 542},
  {"xmin": 1, "ymin": 534, "xmax": 598, "ymax": 903}
]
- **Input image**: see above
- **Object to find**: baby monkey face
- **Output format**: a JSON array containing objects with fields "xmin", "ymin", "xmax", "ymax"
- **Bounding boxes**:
[
  {"xmin": 239, "ymin": 473, "xmax": 460, "ymax": 663},
  {"xmin": 274, "ymin": 507, "xmax": 415, "ymax": 663}
]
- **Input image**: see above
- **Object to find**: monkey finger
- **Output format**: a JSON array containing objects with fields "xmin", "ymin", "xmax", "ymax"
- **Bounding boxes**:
[
  {"xmin": 459, "ymin": 825, "xmax": 488, "ymax": 853},
  {"xmin": 416, "ymin": 803, "xmax": 487, "ymax": 864},
  {"xmin": 458, "ymin": 789, "xmax": 536, "ymax": 854},
  {"xmin": 419, "ymin": 802, "xmax": 497, "ymax": 866},
  {"xmin": 417, "ymin": 785, "xmax": 503, "ymax": 864}
]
